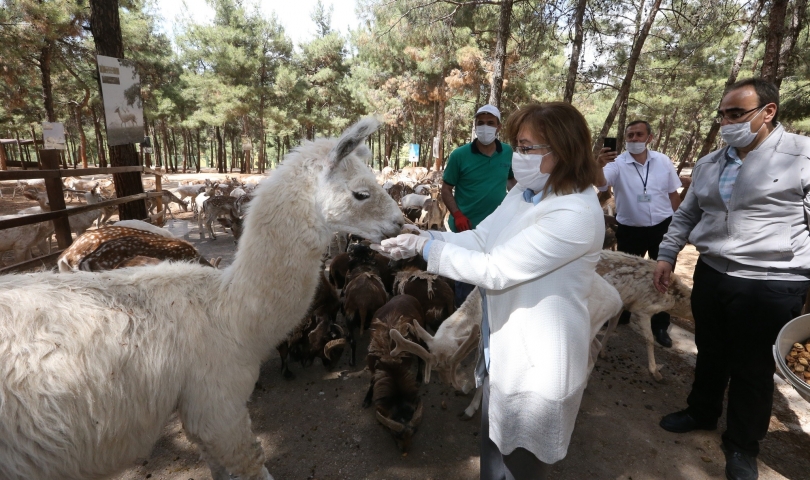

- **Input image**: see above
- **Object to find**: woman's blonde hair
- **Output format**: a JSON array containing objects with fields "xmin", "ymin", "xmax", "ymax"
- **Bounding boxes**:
[{"xmin": 504, "ymin": 102, "xmax": 600, "ymax": 195}]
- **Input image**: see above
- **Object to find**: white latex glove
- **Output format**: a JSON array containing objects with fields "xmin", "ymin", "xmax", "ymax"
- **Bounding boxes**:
[
  {"xmin": 372, "ymin": 234, "xmax": 428, "ymax": 260},
  {"xmin": 401, "ymin": 224, "xmax": 431, "ymax": 238}
]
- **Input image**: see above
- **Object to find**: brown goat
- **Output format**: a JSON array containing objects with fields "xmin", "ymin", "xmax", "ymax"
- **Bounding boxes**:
[
  {"xmin": 276, "ymin": 275, "xmax": 345, "ymax": 379},
  {"xmin": 342, "ymin": 271, "xmax": 388, "ymax": 365},
  {"xmin": 363, "ymin": 294, "xmax": 425, "ymax": 452},
  {"xmin": 393, "ymin": 268, "xmax": 455, "ymax": 332}
]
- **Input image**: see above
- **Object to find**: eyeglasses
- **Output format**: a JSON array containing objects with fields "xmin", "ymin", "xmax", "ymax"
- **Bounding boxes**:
[
  {"xmin": 714, "ymin": 106, "xmax": 763, "ymax": 124},
  {"xmin": 516, "ymin": 144, "xmax": 550, "ymax": 154}
]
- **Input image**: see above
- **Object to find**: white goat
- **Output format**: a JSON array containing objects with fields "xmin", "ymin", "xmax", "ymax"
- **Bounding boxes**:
[
  {"xmin": 596, "ymin": 250, "xmax": 693, "ymax": 381},
  {"xmin": 393, "ymin": 274, "xmax": 623, "ymax": 420},
  {"xmin": 0, "ymin": 118, "xmax": 403, "ymax": 480}
]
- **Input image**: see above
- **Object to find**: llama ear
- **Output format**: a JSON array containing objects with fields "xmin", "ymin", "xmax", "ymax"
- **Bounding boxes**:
[{"xmin": 328, "ymin": 117, "xmax": 381, "ymax": 169}]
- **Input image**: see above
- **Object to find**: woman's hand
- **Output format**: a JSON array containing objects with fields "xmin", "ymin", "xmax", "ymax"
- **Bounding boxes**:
[{"xmin": 371, "ymin": 234, "xmax": 428, "ymax": 260}]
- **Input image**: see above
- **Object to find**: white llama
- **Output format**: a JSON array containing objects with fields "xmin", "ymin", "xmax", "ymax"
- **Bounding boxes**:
[{"xmin": 0, "ymin": 118, "xmax": 403, "ymax": 480}]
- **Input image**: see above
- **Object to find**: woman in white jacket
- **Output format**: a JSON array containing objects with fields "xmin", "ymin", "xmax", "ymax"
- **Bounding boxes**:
[{"xmin": 376, "ymin": 103, "xmax": 604, "ymax": 479}]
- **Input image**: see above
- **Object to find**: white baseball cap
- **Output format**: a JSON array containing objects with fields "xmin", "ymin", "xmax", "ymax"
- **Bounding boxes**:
[{"xmin": 475, "ymin": 104, "xmax": 501, "ymax": 122}]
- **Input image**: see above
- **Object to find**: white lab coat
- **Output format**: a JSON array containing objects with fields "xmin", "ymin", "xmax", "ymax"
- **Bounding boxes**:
[{"xmin": 426, "ymin": 185, "xmax": 604, "ymax": 463}]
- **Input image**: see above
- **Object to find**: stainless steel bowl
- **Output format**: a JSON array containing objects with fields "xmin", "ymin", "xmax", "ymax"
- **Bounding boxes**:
[{"xmin": 773, "ymin": 313, "xmax": 810, "ymax": 403}]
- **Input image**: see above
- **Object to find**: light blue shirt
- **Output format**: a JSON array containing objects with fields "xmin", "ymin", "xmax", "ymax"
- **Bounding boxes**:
[{"xmin": 719, "ymin": 147, "xmax": 743, "ymax": 207}]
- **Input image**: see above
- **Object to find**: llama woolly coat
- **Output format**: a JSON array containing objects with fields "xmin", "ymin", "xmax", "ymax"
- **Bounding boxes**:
[{"xmin": 426, "ymin": 185, "xmax": 604, "ymax": 463}]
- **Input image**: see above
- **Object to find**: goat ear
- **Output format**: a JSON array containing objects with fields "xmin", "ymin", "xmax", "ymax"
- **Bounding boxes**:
[{"xmin": 328, "ymin": 117, "xmax": 381, "ymax": 170}]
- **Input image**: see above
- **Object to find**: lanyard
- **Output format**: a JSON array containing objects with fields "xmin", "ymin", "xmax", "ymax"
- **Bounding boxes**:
[{"xmin": 633, "ymin": 160, "xmax": 650, "ymax": 194}]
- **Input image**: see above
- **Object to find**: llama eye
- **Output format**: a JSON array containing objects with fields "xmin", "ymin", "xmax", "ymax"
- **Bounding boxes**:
[{"xmin": 353, "ymin": 191, "xmax": 370, "ymax": 200}]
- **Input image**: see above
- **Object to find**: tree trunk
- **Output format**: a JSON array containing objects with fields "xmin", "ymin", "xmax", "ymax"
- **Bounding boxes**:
[
  {"xmin": 90, "ymin": 0, "xmax": 146, "ymax": 221},
  {"xmin": 72, "ymin": 103, "xmax": 89, "ymax": 168},
  {"xmin": 38, "ymin": 41, "xmax": 56, "ymax": 122},
  {"xmin": 761, "ymin": 0, "xmax": 789, "ymax": 82},
  {"xmin": 435, "ymin": 100, "xmax": 446, "ymax": 171},
  {"xmin": 196, "ymin": 129, "xmax": 202, "ymax": 173},
  {"xmin": 0, "ymin": 143, "xmax": 7, "ymax": 171},
  {"xmin": 181, "ymin": 128, "xmax": 188, "ymax": 173},
  {"xmin": 488, "ymin": 0, "xmax": 514, "ymax": 109},
  {"xmin": 697, "ymin": 0, "xmax": 764, "ymax": 159},
  {"xmin": 563, "ymin": 0, "xmax": 588, "ymax": 103},
  {"xmin": 775, "ymin": 0, "xmax": 808, "ymax": 87},
  {"xmin": 616, "ymin": 100, "xmax": 629, "ymax": 153},
  {"xmin": 91, "ymin": 105, "xmax": 107, "ymax": 167},
  {"xmin": 153, "ymin": 120, "xmax": 162, "ymax": 168},
  {"xmin": 594, "ymin": 0, "xmax": 663, "ymax": 153}
]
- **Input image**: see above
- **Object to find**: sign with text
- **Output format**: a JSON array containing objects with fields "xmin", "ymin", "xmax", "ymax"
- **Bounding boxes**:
[
  {"xmin": 42, "ymin": 122, "xmax": 66, "ymax": 150},
  {"xmin": 408, "ymin": 143, "xmax": 420, "ymax": 163},
  {"xmin": 97, "ymin": 55, "xmax": 144, "ymax": 146}
]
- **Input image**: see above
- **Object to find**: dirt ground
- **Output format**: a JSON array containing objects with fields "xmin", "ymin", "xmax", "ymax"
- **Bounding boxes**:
[{"xmin": 1, "ymin": 173, "xmax": 808, "ymax": 480}]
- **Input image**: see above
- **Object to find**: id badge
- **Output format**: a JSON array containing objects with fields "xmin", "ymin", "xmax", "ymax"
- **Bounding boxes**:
[{"xmin": 637, "ymin": 193, "xmax": 652, "ymax": 203}]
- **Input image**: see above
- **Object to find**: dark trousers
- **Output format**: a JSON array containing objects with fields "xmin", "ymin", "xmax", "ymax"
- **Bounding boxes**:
[
  {"xmin": 616, "ymin": 217, "xmax": 672, "ymax": 332},
  {"xmin": 687, "ymin": 259, "xmax": 810, "ymax": 456},
  {"xmin": 456, "ymin": 280, "xmax": 477, "ymax": 308},
  {"xmin": 480, "ymin": 376, "xmax": 550, "ymax": 480}
]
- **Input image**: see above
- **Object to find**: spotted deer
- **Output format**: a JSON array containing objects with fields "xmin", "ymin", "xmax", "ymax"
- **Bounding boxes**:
[{"xmin": 198, "ymin": 195, "xmax": 242, "ymax": 240}]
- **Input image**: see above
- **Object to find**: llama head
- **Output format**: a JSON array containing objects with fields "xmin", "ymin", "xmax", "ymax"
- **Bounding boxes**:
[{"xmin": 315, "ymin": 118, "xmax": 403, "ymax": 242}]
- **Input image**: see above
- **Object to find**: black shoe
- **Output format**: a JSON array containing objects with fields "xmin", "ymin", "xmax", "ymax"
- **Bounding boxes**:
[
  {"xmin": 653, "ymin": 328, "xmax": 673, "ymax": 348},
  {"xmin": 724, "ymin": 449, "xmax": 758, "ymax": 480},
  {"xmin": 659, "ymin": 410, "xmax": 717, "ymax": 433}
]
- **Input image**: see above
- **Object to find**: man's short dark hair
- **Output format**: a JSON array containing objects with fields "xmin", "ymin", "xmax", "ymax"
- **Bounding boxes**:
[
  {"xmin": 727, "ymin": 77, "xmax": 780, "ymax": 123},
  {"xmin": 626, "ymin": 120, "xmax": 652, "ymax": 135}
]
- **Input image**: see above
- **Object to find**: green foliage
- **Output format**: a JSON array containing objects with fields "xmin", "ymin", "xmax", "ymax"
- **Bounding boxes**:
[{"xmin": 1, "ymin": 0, "xmax": 809, "ymax": 170}]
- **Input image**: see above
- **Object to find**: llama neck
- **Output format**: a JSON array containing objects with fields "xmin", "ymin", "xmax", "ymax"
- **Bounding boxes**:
[{"xmin": 222, "ymin": 165, "xmax": 330, "ymax": 359}]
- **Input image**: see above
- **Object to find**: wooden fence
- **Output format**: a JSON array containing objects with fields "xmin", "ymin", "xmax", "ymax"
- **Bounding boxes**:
[{"xmin": 0, "ymin": 151, "xmax": 164, "ymax": 274}]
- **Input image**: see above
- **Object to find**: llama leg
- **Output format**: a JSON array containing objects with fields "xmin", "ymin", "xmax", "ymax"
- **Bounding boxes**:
[
  {"xmin": 599, "ymin": 312, "xmax": 622, "ymax": 359},
  {"xmin": 636, "ymin": 314, "xmax": 662, "ymax": 381},
  {"xmin": 183, "ymin": 405, "xmax": 273, "ymax": 480}
]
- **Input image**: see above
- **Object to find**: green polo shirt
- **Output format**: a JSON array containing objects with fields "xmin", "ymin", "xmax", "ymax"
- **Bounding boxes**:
[{"xmin": 443, "ymin": 139, "xmax": 514, "ymax": 232}]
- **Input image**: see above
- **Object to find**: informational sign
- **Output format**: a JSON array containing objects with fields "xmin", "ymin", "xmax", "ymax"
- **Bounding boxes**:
[
  {"xmin": 241, "ymin": 136, "xmax": 252, "ymax": 151},
  {"xmin": 408, "ymin": 143, "xmax": 420, "ymax": 163},
  {"xmin": 432, "ymin": 136, "xmax": 440, "ymax": 158},
  {"xmin": 42, "ymin": 122, "xmax": 66, "ymax": 150},
  {"xmin": 97, "ymin": 55, "xmax": 144, "ymax": 146}
]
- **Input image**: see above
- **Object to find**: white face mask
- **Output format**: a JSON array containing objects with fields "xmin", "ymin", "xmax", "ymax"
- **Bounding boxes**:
[
  {"xmin": 719, "ymin": 107, "xmax": 765, "ymax": 148},
  {"xmin": 475, "ymin": 125, "xmax": 498, "ymax": 145},
  {"xmin": 626, "ymin": 142, "xmax": 647, "ymax": 155},
  {"xmin": 512, "ymin": 152, "xmax": 551, "ymax": 192}
]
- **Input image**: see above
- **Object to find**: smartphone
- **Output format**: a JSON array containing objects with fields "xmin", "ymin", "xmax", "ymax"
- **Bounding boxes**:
[{"xmin": 603, "ymin": 137, "xmax": 618, "ymax": 153}]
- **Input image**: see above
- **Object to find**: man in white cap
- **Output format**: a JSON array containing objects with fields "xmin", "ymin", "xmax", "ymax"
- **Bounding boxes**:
[{"xmin": 442, "ymin": 104, "xmax": 515, "ymax": 305}]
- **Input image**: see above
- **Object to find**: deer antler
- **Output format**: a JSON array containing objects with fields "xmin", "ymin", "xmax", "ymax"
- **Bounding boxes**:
[{"xmin": 389, "ymin": 328, "xmax": 436, "ymax": 384}]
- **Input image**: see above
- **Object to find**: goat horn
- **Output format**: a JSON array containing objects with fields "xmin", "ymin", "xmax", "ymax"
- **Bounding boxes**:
[
  {"xmin": 376, "ymin": 411, "xmax": 405, "ymax": 433},
  {"xmin": 389, "ymin": 329, "xmax": 434, "ymax": 363},
  {"xmin": 323, "ymin": 338, "xmax": 347, "ymax": 360},
  {"xmin": 408, "ymin": 400, "xmax": 424, "ymax": 428},
  {"xmin": 448, "ymin": 323, "xmax": 481, "ymax": 365},
  {"xmin": 334, "ymin": 323, "xmax": 346, "ymax": 336}
]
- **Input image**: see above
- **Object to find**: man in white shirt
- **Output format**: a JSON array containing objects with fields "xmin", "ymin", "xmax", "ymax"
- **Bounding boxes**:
[{"xmin": 596, "ymin": 120, "xmax": 682, "ymax": 347}]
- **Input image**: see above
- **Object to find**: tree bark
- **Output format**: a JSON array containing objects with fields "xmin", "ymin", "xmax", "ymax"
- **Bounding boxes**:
[
  {"xmin": 435, "ymin": 100, "xmax": 446, "ymax": 171},
  {"xmin": 594, "ymin": 0, "xmax": 663, "ymax": 153},
  {"xmin": 91, "ymin": 104, "xmax": 107, "ymax": 167},
  {"xmin": 775, "ymin": 0, "xmax": 808, "ymax": 87},
  {"xmin": 90, "ymin": 0, "xmax": 146, "ymax": 220},
  {"xmin": 38, "ymin": 42, "xmax": 56, "ymax": 122},
  {"xmin": 697, "ymin": 0, "xmax": 764, "ymax": 159},
  {"xmin": 488, "ymin": 0, "xmax": 514, "ymax": 108},
  {"xmin": 761, "ymin": 0, "xmax": 789, "ymax": 82},
  {"xmin": 563, "ymin": 0, "xmax": 588, "ymax": 103},
  {"xmin": 616, "ymin": 100, "xmax": 629, "ymax": 152}
]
